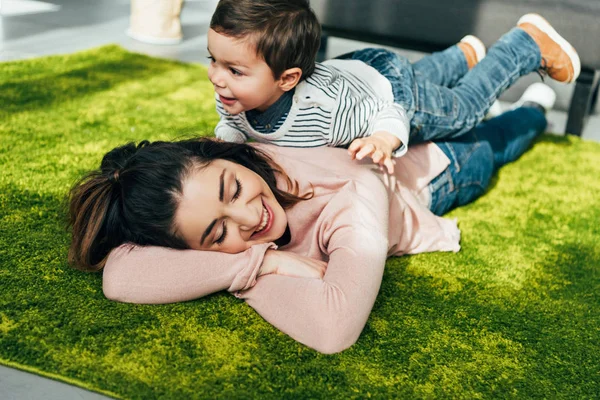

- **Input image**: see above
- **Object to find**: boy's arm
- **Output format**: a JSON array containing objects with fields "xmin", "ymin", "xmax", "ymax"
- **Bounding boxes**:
[
  {"xmin": 345, "ymin": 101, "xmax": 410, "ymax": 174},
  {"xmin": 348, "ymin": 130, "xmax": 401, "ymax": 174},
  {"xmin": 215, "ymin": 118, "xmax": 247, "ymax": 143},
  {"xmin": 320, "ymin": 79, "xmax": 409, "ymax": 172},
  {"xmin": 370, "ymin": 104, "xmax": 410, "ymax": 157}
]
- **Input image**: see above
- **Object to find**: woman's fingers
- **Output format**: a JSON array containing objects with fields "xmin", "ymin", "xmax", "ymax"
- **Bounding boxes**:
[
  {"xmin": 304, "ymin": 260, "xmax": 326, "ymax": 279},
  {"xmin": 272, "ymin": 250, "xmax": 327, "ymax": 279},
  {"xmin": 314, "ymin": 260, "xmax": 327, "ymax": 278}
]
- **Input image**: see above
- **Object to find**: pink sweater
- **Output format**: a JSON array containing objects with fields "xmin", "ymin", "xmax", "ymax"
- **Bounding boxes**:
[{"xmin": 103, "ymin": 143, "xmax": 460, "ymax": 353}]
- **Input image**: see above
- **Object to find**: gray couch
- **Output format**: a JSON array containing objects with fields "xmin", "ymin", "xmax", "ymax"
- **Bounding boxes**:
[{"xmin": 312, "ymin": 0, "xmax": 600, "ymax": 135}]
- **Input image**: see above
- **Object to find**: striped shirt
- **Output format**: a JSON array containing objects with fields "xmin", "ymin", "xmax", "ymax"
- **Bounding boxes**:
[
  {"xmin": 214, "ymin": 59, "xmax": 410, "ymax": 157},
  {"xmin": 245, "ymin": 89, "xmax": 294, "ymax": 134}
]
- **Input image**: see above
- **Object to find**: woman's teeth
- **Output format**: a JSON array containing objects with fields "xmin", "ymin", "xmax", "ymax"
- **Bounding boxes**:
[{"xmin": 255, "ymin": 205, "xmax": 269, "ymax": 233}]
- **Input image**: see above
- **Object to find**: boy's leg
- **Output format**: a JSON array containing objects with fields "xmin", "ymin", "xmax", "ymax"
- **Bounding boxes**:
[
  {"xmin": 428, "ymin": 106, "xmax": 547, "ymax": 216},
  {"xmin": 411, "ymin": 28, "xmax": 541, "ymax": 144},
  {"xmin": 411, "ymin": 17, "xmax": 578, "ymax": 144},
  {"xmin": 413, "ymin": 36, "xmax": 485, "ymax": 87},
  {"xmin": 475, "ymin": 106, "xmax": 547, "ymax": 170}
]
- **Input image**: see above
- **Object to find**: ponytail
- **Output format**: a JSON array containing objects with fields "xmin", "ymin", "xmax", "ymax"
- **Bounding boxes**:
[
  {"xmin": 67, "ymin": 171, "xmax": 123, "ymax": 271},
  {"xmin": 67, "ymin": 141, "xmax": 149, "ymax": 271}
]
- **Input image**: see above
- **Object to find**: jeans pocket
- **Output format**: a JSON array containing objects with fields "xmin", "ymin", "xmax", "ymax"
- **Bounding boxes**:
[{"xmin": 428, "ymin": 168, "xmax": 456, "ymax": 216}]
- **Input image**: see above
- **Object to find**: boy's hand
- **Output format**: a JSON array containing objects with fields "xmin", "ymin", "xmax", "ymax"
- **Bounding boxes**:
[{"xmin": 348, "ymin": 131, "xmax": 401, "ymax": 174}]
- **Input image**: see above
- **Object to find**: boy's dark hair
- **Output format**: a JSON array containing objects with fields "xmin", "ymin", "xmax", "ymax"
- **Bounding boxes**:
[{"xmin": 210, "ymin": 0, "xmax": 321, "ymax": 80}]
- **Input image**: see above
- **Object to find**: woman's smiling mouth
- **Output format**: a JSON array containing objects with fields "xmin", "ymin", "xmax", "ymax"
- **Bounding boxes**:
[{"xmin": 252, "ymin": 200, "xmax": 273, "ymax": 238}]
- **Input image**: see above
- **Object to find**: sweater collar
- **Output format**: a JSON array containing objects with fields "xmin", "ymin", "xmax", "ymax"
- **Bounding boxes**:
[{"xmin": 246, "ymin": 88, "xmax": 295, "ymax": 132}]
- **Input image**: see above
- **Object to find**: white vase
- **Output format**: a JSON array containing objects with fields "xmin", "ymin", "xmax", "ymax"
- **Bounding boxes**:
[{"xmin": 127, "ymin": 0, "xmax": 184, "ymax": 45}]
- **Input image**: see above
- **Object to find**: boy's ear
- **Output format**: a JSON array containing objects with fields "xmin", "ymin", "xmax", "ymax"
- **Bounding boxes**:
[{"xmin": 278, "ymin": 67, "xmax": 302, "ymax": 91}]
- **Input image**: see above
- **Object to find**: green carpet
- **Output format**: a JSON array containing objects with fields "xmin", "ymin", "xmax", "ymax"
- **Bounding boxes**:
[{"xmin": 1, "ymin": 46, "xmax": 599, "ymax": 399}]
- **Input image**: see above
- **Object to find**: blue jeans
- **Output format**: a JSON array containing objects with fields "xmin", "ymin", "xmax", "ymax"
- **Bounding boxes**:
[
  {"xmin": 338, "ymin": 28, "xmax": 542, "ymax": 143},
  {"xmin": 427, "ymin": 107, "xmax": 547, "ymax": 216}
]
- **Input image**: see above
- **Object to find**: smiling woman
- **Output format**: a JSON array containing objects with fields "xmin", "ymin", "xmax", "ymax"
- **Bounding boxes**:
[
  {"xmin": 174, "ymin": 157, "xmax": 291, "ymax": 253},
  {"xmin": 68, "ymin": 105, "xmax": 549, "ymax": 353},
  {"xmin": 67, "ymin": 138, "xmax": 309, "ymax": 271}
]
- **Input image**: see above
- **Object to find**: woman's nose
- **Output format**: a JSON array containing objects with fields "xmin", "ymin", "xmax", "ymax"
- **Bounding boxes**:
[{"xmin": 227, "ymin": 203, "xmax": 260, "ymax": 232}]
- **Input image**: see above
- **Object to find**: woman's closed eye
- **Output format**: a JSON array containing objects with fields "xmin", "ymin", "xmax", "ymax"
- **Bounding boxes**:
[
  {"xmin": 232, "ymin": 178, "xmax": 242, "ymax": 201},
  {"xmin": 229, "ymin": 67, "xmax": 243, "ymax": 76},
  {"xmin": 214, "ymin": 222, "xmax": 227, "ymax": 245},
  {"xmin": 214, "ymin": 178, "xmax": 242, "ymax": 245}
]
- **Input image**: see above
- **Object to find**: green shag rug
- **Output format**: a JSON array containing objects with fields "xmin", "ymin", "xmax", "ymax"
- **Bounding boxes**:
[{"xmin": 1, "ymin": 45, "xmax": 599, "ymax": 399}]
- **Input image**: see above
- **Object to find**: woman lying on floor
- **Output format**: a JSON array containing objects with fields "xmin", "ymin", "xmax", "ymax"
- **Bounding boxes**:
[{"xmin": 68, "ymin": 83, "xmax": 553, "ymax": 354}]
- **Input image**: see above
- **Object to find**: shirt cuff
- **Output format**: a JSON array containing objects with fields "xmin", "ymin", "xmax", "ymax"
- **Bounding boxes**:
[
  {"xmin": 230, "ymin": 242, "xmax": 278, "ymax": 295},
  {"xmin": 216, "ymin": 126, "xmax": 247, "ymax": 143},
  {"xmin": 372, "ymin": 118, "xmax": 409, "ymax": 158}
]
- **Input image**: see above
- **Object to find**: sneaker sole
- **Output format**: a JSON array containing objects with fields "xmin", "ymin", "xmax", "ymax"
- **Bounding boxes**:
[
  {"xmin": 517, "ymin": 13, "xmax": 581, "ymax": 82},
  {"xmin": 460, "ymin": 35, "xmax": 486, "ymax": 62}
]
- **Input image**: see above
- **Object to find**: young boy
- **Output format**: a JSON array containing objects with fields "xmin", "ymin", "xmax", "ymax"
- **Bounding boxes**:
[{"xmin": 207, "ymin": 0, "xmax": 579, "ymax": 173}]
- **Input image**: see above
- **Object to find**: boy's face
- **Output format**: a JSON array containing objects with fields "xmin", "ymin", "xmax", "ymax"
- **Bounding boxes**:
[{"xmin": 207, "ymin": 29, "xmax": 284, "ymax": 115}]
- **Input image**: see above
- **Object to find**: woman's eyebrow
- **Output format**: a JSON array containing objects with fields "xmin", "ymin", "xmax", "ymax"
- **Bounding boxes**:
[
  {"xmin": 219, "ymin": 169, "xmax": 225, "ymax": 201},
  {"xmin": 201, "ymin": 169, "xmax": 227, "ymax": 245},
  {"xmin": 200, "ymin": 220, "xmax": 216, "ymax": 245}
]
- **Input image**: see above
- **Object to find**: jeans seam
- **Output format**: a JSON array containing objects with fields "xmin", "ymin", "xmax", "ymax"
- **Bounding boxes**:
[{"xmin": 445, "ymin": 143, "xmax": 461, "ymax": 174}]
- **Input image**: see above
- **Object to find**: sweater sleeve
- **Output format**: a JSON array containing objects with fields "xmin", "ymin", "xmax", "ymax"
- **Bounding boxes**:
[
  {"xmin": 214, "ymin": 96, "xmax": 248, "ymax": 143},
  {"xmin": 102, "ymin": 242, "xmax": 275, "ymax": 304},
  {"xmin": 371, "ymin": 103, "xmax": 409, "ymax": 157},
  {"xmin": 323, "ymin": 80, "xmax": 409, "ymax": 157},
  {"xmin": 314, "ymin": 61, "xmax": 410, "ymax": 157},
  {"xmin": 238, "ymin": 179, "xmax": 390, "ymax": 354},
  {"xmin": 215, "ymin": 119, "xmax": 247, "ymax": 143}
]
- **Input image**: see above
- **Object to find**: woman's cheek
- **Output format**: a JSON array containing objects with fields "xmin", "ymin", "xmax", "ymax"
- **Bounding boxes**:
[{"xmin": 230, "ymin": 237, "xmax": 251, "ymax": 254}]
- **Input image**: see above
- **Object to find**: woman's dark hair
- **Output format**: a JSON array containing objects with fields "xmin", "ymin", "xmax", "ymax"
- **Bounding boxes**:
[
  {"xmin": 68, "ymin": 138, "xmax": 311, "ymax": 272},
  {"xmin": 210, "ymin": 0, "xmax": 321, "ymax": 80}
]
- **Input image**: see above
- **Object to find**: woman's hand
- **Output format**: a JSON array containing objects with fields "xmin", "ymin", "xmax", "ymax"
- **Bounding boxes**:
[
  {"xmin": 259, "ymin": 249, "xmax": 326, "ymax": 279},
  {"xmin": 348, "ymin": 131, "xmax": 400, "ymax": 174}
]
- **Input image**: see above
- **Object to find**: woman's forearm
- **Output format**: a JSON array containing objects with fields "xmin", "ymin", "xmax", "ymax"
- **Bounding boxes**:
[
  {"xmin": 237, "ymin": 165, "xmax": 392, "ymax": 354},
  {"xmin": 239, "ymin": 226, "xmax": 388, "ymax": 354},
  {"xmin": 102, "ymin": 242, "xmax": 274, "ymax": 304}
]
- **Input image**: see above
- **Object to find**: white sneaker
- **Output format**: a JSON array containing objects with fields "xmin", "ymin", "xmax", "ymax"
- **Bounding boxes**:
[
  {"xmin": 459, "ymin": 35, "xmax": 486, "ymax": 67},
  {"xmin": 485, "ymin": 100, "xmax": 504, "ymax": 119},
  {"xmin": 511, "ymin": 82, "xmax": 556, "ymax": 112}
]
